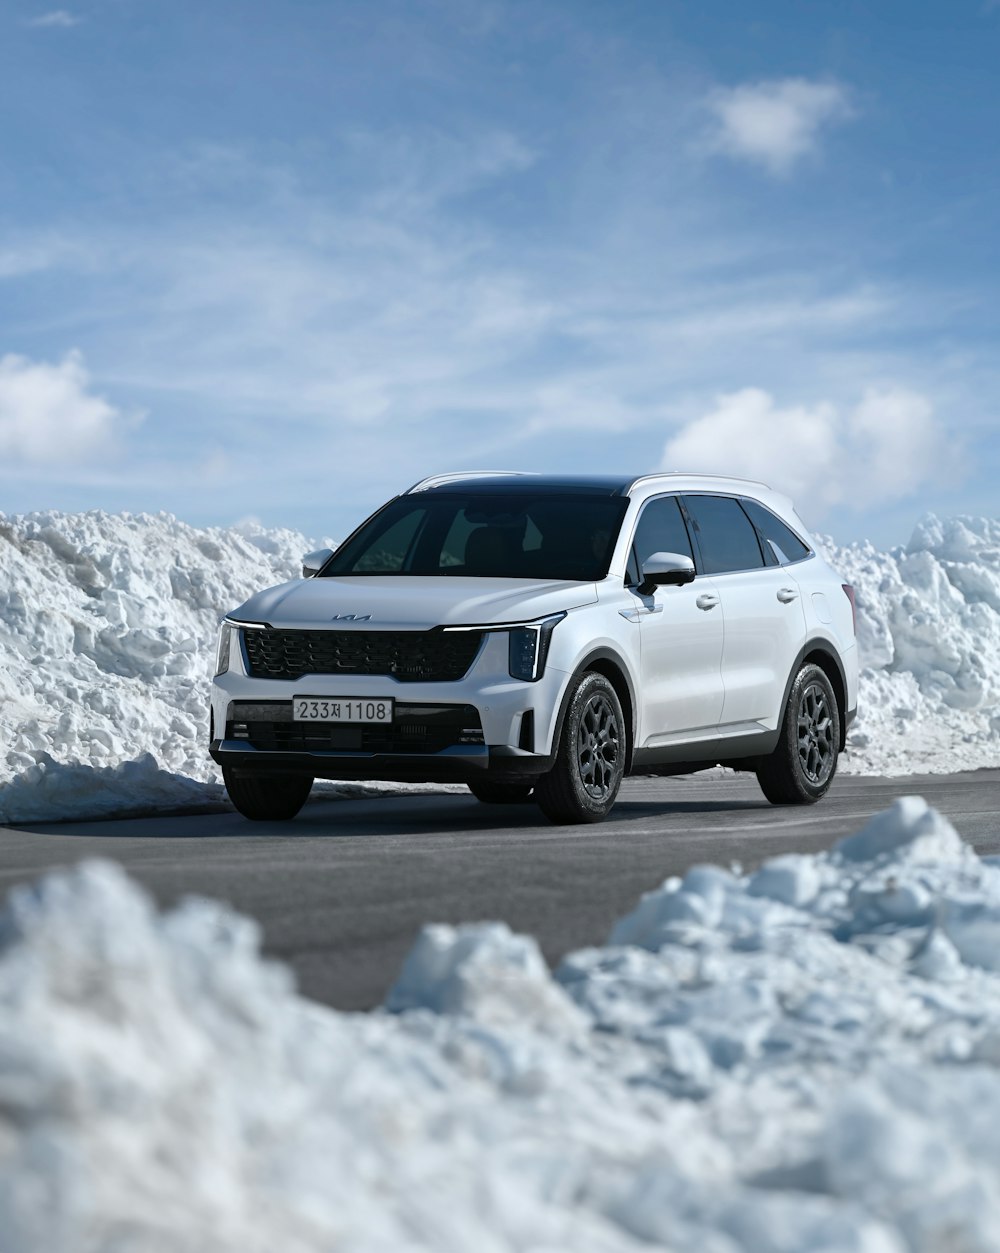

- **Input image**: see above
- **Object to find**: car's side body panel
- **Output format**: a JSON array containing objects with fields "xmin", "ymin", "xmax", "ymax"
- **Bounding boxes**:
[
  {"xmin": 631, "ymin": 577, "xmax": 725, "ymax": 744},
  {"xmin": 713, "ymin": 565, "xmax": 808, "ymax": 730}
]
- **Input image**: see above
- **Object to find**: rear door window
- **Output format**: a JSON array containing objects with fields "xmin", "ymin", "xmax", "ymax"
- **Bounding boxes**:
[{"xmin": 682, "ymin": 494, "xmax": 765, "ymax": 575}]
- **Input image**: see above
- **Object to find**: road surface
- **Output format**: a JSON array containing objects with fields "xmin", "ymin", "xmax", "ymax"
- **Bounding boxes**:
[{"xmin": 3, "ymin": 770, "xmax": 997, "ymax": 1010}]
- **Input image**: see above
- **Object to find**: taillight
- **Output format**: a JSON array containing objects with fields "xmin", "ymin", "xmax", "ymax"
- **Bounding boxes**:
[{"xmin": 842, "ymin": 585, "xmax": 857, "ymax": 636}]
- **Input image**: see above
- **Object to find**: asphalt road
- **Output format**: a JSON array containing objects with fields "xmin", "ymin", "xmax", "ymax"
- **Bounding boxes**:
[{"xmin": 3, "ymin": 770, "xmax": 999, "ymax": 1011}]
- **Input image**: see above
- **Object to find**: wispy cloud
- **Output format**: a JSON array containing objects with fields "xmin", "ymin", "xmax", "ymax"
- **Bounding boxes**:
[
  {"xmin": 25, "ymin": 10, "xmax": 82, "ymax": 28},
  {"xmin": 0, "ymin": 351, "xmax": 134, "ymax": 464},
  {"xmin": 661, "ymin": 385, "xmax": 955, "ymax": 511},
  {"xmin": 13, "ymin": 124, "xmax": 922, "ymax": 518},
  {"xmin": 0, "ymin": 235, "xmax": 95, "ymax": 280},
  {"xmin": 0, "ymin": 100, "xmax": 970, "ymax": 536},
  {"xmin": 344, "ymin": 125, "xmax": 537, "ymax": 217},
  {"xmin": 705, "ymin": 78, "xmax": 854, "ymax": 175}
]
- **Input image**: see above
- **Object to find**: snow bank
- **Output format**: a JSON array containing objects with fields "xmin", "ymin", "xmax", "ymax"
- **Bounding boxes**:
[
  {"xmin": 0, "ymin": 510, "xmax": 322, "ymax": 822},
  {"xmin": 1, "ymin": 507, "xmax": 999, "ymax": 822},
  {"xmin": 823, "ymin": 516, "xmax": 1000, "ymax": 774},
  {"xmin": 7, "ymin": 798, "xmax": 1000, "ymax": 1250}
]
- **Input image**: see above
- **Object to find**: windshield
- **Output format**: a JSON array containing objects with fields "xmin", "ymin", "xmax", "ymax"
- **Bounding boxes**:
[{"xmin": 323, "ymin": 493, "xmax": 629, "ymax": 580}]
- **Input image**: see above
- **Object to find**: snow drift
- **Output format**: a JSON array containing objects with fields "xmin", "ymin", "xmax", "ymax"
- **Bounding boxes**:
[
  {"xmin": 823, "ymin": 515, "xmax": 1000, "ymax": 775},
  {"xmin": 0, "ymin": 510, "xmax": 354, "ymax": 822},
  {"xmin": 0, "ymin": 508, "xmax": 998, "ymax": 822},
  {"xmin": 4, "ymin": 797, "xmax": 1000, "ymax": 1251}
]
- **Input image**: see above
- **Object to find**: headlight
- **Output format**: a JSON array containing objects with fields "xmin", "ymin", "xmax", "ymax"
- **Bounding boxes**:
[
  {"xmin": 215, "ymin": 621, "xmax": 234, "ymax": 676},
  {"xmin": 508, "ymin": 613, "xmax": 565, "ymax": 682}
]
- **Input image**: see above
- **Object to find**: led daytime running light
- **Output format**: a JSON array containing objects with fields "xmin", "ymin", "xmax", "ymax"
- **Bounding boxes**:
[{"xmin": 507, "ymin": 613, "xmax": 565, "ymax": 682}]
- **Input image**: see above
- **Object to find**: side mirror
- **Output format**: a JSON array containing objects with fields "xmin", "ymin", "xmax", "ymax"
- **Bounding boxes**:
[
  {"xmin": 302, "ymin": 548, "xmax": 334, "ymax": 578},
  {"xmin": 638, "ymin": 551, "xmax": 696, "ymax": 595}
]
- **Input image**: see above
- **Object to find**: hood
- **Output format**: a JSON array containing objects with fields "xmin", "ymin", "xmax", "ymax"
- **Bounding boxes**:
[{"xmin": 229, "ymin": 575, "xmax": 598, "ymax": 630}]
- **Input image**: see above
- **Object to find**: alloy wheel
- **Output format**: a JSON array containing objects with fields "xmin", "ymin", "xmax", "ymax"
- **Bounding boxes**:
[
  {"xmin": 577, "ymin": 693, "xmax": 621, "ymax": 799},
  {"xmin": 797, "ymin": 682, "xmax": 835, "ymax": 786}
]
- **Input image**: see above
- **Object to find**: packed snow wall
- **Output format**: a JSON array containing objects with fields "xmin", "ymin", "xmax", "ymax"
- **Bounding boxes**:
[
  {"xmin": 823, "ymin": 516, "xmax": 1000, "ymax": 774},
  {"xmin": 0, "ymin": 510, "xmax": 328, "ymax": 821},
  {"xmin": 0, "ymin": 508, "xmax": 998, "ymax": 821}
]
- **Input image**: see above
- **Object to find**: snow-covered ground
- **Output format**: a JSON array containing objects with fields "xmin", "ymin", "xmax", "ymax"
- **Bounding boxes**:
[
  {"xmin": 4, "ymin": 796, "xmax": 1000, "ymax": 1251},
  {"xmin": 1, "ymin": 508, "xmax": 998, "ymax": 823}
]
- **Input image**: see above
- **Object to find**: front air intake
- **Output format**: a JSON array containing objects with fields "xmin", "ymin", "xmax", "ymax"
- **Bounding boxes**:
[{"xmin": 241, "ymin": 628, "xmax": 484, "ymax": 683}]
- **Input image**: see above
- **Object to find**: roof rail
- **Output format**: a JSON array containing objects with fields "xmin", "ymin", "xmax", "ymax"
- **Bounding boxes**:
[
  {"xmin": 628, "ymin": 471, "xmax": 773, "ymax": 493},
  {"xmin": 406, "ymin": 470, "xmax": 532, "ymax": 493}
]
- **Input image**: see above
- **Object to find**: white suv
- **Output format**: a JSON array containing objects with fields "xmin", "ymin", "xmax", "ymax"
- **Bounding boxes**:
[{"xmin": 210, "ymin": 473, "xmax": 858, "ymax": 824}]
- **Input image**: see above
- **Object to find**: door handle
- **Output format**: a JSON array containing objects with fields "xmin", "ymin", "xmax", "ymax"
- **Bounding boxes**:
[
  {"xmin": 777, "ymin": 587, "xmax": 799, "ymax": 603},
  {"xmin": 696, "ymin": 593, "xmax": 719, "ymax": 611}
]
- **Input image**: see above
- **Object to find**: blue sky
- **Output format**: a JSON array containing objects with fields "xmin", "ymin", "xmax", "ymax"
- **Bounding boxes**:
[{"xmin": 1, "ymin": 0, "xmax": 997, "ymax": 548}]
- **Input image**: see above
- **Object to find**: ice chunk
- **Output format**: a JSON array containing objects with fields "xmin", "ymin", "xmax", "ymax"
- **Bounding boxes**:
[
  {"xmin": 833, "ymin": 796, "xmax": 968, "ymax": 865},
  {"xmin": 386, "ymin": 921, "xmax": 585, "ymax": 1036},
  {"xmin": 749, "ymin": 854, "xmax": 823, "ymax": 907},
  {"xmin": 611, "ymin": 864, "xmax": 736, "ymax": 948}
]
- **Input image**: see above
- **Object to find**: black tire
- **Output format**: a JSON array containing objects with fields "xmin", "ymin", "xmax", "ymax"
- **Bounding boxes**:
[
  {"xmin": 756, "ymin": 664, "xmax": 840, "ymax": 805},
  {"xmin": 535, "ymin": 672, "xmax": 626, "ymax": 824},
  {"xmin": 467, "ymin": 779, "xmax": 535, "ymax": 805},
  {"xmin": 222, "ymin": 766, "xmax": 313, "ymax": 821}
]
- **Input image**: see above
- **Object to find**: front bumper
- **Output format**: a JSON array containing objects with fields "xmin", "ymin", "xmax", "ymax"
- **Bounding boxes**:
[
  {"xmin": 209, "ymin": 693, "xmax": 556, "ymax": 783},
  {"xmin": 210, "ymin": 739, "xmax": 554, "ymax": 784},
  {"xmin": 211, "ymin": 740, "xmax": 559, "ymax": 783},
  {"xmin": 210, "ymin": 629, "xmax": 569, "ymax": 784}
]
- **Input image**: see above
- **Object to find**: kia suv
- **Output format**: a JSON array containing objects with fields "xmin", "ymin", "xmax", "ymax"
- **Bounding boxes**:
[{"xmin": 210, "ymin": 473, "xmax": 858, "ymax": 823}]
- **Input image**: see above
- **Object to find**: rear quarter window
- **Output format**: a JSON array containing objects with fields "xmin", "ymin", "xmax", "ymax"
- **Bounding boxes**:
[{"xmin": 740, "ymin": 498, "xmax": 812, "ymax": 565}]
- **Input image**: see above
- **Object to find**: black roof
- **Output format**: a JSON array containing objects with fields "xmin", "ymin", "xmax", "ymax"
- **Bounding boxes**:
[{"xmin": 414, "ymin": 473, "xmax": 635, "ymax": 496}]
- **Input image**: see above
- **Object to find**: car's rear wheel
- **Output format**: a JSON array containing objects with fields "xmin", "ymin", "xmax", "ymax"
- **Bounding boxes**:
[
  {"xmin": 756, "ymin": 664, "xmax": 840, "ymax": 805},
  {"xmin": 222, "ymin": 766, "xmax": 313, "ymax": 821},
  {"xmin": 467, "ymin": 779, "xmax": 535, "ymax": 805},
  {"xmin": 535, "ymin": 672, "xmax": 626, "ymax": 824}
]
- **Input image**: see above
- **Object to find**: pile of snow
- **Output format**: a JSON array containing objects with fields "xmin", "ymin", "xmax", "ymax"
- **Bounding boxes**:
[
  {"xmin": 823, "ymin": 516, "xmax": 1000, "ymax": 774},
  {"xmin": 6, "ymin": 797, "xmax": 1000, "ymax": 1250},
  {"xmin": 1, "ymin": 508, "xmax": 999, "ymax": 823},
  {"xmin": 0, "ymin": 510, "xmax": 330, "ymax": 822}
]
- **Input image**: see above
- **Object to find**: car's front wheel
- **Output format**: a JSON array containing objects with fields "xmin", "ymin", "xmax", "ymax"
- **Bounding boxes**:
[
  {"xmin": 756, "ymin": 664, "xmax": 840, "ymax": 805},
  {"xmin": 222, "ymin": 766, "xmax": 313, "ymax": 821},
  {"xmin": 467, "ymin": 780, "xmax": 534, "ymax": 805},
  {"xmin": 535, "ymin": 672, "xmax": 626, "ymax": 824}
]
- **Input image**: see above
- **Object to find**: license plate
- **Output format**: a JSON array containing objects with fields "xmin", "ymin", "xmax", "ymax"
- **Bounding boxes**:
[{"xmin": 292, "ymin": 697, "xmax": 394, "ymax": 723}]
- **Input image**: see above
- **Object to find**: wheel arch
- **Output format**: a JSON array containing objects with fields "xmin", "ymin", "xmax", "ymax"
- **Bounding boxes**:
[
  {"xmin": 794, "ymin": 642, "xmax": 849, "ymax": 751},
  {"xmin": 558, "ymin": 647, "xmax": 637, "ymax": 773}
]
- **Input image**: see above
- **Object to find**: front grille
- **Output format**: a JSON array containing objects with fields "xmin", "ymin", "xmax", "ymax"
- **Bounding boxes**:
[
  {"xmin": 242, "ymin": 628, "xmax": 483, "ymax": 683},
  {"xmin": 227, "ymin": 702, "xmax": 484, "ymax": 755}
]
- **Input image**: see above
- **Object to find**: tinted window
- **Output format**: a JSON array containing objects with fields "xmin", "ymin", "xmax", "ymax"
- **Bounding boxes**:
[
  {"xmin": 740, "ymin": 498, "xmax": 812, "ymax": 565},
  {"xmin": 683, "ymin": 495, "xmax": 765, "ymax": 575},
  {"xmin": 632, "ymin": 496, "xmax": 693, "ymax": 572},
  {"xmin": 325, "ymin": 494, "xmax": 629, "ymax": 580},
  {"xmin": 349, "ymin": 508, "xmax": 427, "ymax": 572}
]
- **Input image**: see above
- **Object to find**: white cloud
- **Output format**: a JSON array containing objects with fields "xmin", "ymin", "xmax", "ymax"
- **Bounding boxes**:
[
  {"xmin": 706, "ymin": 78, "xmax": 853, "ymax": 175},
  {"xmin": 26, "ymin": 10, "xmax": 81, "ymax": 27},
  {"xmin": 3, "ymin": 131, "xmax": 952, "ymax": 537},
  {"xmin": 0, "ymin": 351, "xmax": 130, "ymax": 463},
  {"xmin": 848, "ymin": 387, "xmax": 944, "ymax": 500},
  {"xmin": 661, "ymin": 385, "xmax": 953, "ymax": 511}
]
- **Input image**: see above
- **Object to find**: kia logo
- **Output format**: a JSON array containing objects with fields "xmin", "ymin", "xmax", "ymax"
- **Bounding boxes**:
[{"xmin": 331, "ymin": 613, "xmax": 372, "ymax": 622}]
